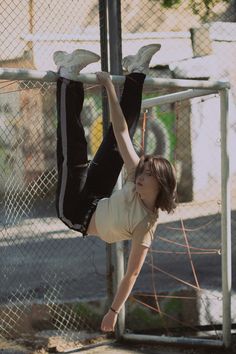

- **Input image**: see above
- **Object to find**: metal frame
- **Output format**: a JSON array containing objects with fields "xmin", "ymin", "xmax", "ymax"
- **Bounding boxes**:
[
  {"xmin": 124, "ymin": 86, "xmax": 232, "ymax": 349},
  {"xmin": 0, "ymin": 69, "xmax": 231, "ymax": 348},
  {"xmin": 0, "ymin": 68, "xmax": 231, "ymax": 89}
]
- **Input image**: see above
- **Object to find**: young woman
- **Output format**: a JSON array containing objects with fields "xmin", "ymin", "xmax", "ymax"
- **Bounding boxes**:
[{"xmin": 54, "ymin": 44, "xmax": 177, "ymax": 332}]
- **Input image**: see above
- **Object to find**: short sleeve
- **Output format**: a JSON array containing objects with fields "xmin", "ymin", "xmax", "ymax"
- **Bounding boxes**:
[
  {"xmin": 132, "ymin": 228, "xmax": 155, "ymax": 248},
  {"xmin": 132, "ymin": 216, "xmax": 158, "ymax": 248}
]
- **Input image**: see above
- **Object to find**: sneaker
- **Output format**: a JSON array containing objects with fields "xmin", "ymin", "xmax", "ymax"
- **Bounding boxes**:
[
  {"xmin": 122, "ymin": 44, "xmax": 161, "ymax": 74},
  {"xmin": 53, "ymin": 49, "xmax": 100, "ymax": 79}
]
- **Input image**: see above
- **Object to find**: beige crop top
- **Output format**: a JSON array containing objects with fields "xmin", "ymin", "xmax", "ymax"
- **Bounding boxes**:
[{"xmin": 95, "ymin": 169, "xmax": 158, "ymax": 247}]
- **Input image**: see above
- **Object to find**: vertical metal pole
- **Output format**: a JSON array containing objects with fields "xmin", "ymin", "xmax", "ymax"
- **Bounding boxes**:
[
  {"xmin": 107, "ymin": 0, "xmax": 125, "ymax": 338},
  {"xmin": 115, "ymin": 241, "xmax": 125, "ymax": 336},
  {"xmin": 220, "ymin": 88, "xmax": 231, "ymax": 348},
  {"xmin": 108, "ymin": 0, "xmax": 123, "ymax": 75},
  {"xmin": 99, "ymin": 0, "xmax": 110, "ymax": 133},
  {"xmin": 99, "ymin": 0, "xmax": 114, "ymax": 309}
]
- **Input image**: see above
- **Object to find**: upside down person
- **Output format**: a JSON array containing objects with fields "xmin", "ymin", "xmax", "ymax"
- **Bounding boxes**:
[{"xmin": 54, "ymin": 44, "xmax": 177, "ymax": 332}]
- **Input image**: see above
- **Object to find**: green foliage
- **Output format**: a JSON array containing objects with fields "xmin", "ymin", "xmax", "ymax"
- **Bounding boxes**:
[
  {"xmin": 126, "ymin": 306, "xmax": 164, "ymax": 330},
  {"xmin": 161, "ymin": 0, "xmax": 182, "ymax": 8},
  {"xmin": 151, "ymin": 0, "xmax": 231, "ymax": 20},
  {"xmin": 126, "ymin": 296, "xmax": 184, "ymax": 331},
  {"xmin": 190, "ymin": 0, "xmax": 231, "ymax": 19},
  {"xmin": 74, "ymin": 303, "xmax": 101, "ymax": 330}
]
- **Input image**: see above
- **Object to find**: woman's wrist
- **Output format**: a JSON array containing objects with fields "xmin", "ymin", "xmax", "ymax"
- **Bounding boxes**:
[
  {"xmin": 110, "ymin": 307, "xmax": 119, "ymax": 315},
  {"xmin": 104, "ymin": 80, "xmax": 113, "ymax": 90}
]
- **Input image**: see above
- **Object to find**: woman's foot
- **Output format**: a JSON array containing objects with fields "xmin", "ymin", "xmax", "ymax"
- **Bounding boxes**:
[
  {"xmin": 122, "ymin": 44, "xmax": 161, "ymax": 74},
  {"xmin": 53, "ymin": 49, "xmax": 100, "ymax": 79}
]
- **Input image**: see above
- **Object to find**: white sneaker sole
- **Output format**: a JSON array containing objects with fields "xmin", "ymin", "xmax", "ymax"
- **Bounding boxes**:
[
  {"xmin": 122, "ymin": 44, "xmax": 161, "ymax": 74},
  {"xmin": 53, "ymin": 49, "xmax": 100, "ymax": 69}
]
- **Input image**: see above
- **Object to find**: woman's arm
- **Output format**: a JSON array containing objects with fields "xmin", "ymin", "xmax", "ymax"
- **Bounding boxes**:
[
  {"xmin": 100, "ymin": 241, "xmax": 149, "ymax": 332},
  {"xmin": 96, "ymin": 72, "xmax": 139, "ymax": 171}
]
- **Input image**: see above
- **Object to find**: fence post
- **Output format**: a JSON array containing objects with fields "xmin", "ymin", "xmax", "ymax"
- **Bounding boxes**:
[
  {"xmin": 99, "ymin": 0, "xmax": 110, "ymax": 133},
  {"xmin": 220, "ymin": 88, "xmax": 232, "ymax": 348},
  {"xmin": 99, "ymin": 0, "xmax": 115, "ymax": 310},
  {"xmin": 107, "ymin": 0, "xmax": 125, "ymax": 338},
  {"xmin": 108, "ymin": 0, "xmax": 122, "ymax": 75}
]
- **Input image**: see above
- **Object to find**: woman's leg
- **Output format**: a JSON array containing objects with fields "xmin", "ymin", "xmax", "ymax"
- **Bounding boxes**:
[
  {"xmin": 56, "ymin": 77, "xmax": 90, "ymax": 233},
  {"xmin": 83, "ymin": 73, "xmax": 145, "ymax": 198}
]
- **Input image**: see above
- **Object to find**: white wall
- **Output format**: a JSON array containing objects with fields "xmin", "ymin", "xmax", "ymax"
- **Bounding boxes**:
[{"xmin": 190, "ymin": 89, "xmax": 236, "ymax": 202}]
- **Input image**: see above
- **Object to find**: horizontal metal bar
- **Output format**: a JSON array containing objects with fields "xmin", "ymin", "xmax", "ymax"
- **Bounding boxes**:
[
  {"xmin": 21, "ymin": 30, "xmax": 191, "ymax": 41},
  {"xmin": 0, "ymin": 68, "xmax": 230, "ymax": 89},
  {"xmin": 122, "ymin": 333, "xmax": 224, "ymax": 348},
  {"xmin": 142, "ymin": 89, "xmax": 217, "ymax": 107},
  {"xmin": 0, "ymin": 68, "xmax": 58, "ymax": 82}
]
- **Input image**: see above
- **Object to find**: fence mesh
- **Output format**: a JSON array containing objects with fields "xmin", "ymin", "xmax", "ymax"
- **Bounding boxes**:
[
  {"xmin": 0, "ymin": 0, "xmax": 235, "ymax": 351},
  {"xmin": 126, "ymin": 92, "xmax": 225, "ymax": 338}
]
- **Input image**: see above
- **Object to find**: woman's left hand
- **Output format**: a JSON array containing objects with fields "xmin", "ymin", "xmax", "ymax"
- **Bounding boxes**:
[
  {"xmin": 100, "ymin": 310, "xmax": 118, "ymax": 332},
  {"xmin": 96, "ymin": 71, "xmax": 112, "ymax": 87}
]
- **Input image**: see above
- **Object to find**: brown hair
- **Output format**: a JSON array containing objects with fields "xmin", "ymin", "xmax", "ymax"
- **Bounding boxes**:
[{"xmin": 135, "ymin": 155, "xmax": 177, "ymax": 213}]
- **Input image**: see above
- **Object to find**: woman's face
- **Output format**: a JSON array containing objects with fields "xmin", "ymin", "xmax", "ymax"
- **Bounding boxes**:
[{"xmin": 135, "ymin": 162, "xmax": 159, "ymax": 197}]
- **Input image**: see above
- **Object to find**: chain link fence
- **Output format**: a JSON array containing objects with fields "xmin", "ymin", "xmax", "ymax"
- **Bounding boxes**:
[
  {"xmin": 0, "ymin": 0, "xmax": 235, "ymax": 351},
  {"xmin": 119, "ymin": 0, "xmax": 236, "ymax": 340}
]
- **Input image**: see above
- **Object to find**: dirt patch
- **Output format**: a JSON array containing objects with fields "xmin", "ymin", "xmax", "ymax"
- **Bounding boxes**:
[{"xmin": 0, "ymin": 330, "xmax": 108, "ymax": 354}]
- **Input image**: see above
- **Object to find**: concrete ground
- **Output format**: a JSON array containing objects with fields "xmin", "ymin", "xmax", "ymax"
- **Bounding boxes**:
[
  {"xmin": 1, "ymin": 336, "xmax": 236, "ymax": 354},
  {"xmin": 69, "ymin": 336, "xmax": 236, "ymax": 354},
  {"xmin": 0, "ymin": 199, "xmax": 235, "ymax": 354}
]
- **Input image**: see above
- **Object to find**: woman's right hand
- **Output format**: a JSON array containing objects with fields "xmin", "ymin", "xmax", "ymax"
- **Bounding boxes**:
[
  {"xmin": 101, "ymin": 309, "xmax": 118, "ymax": 332},
  {"xmin": 96, "ymin": 71, "xmax": 112, "ymax": 87}
]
